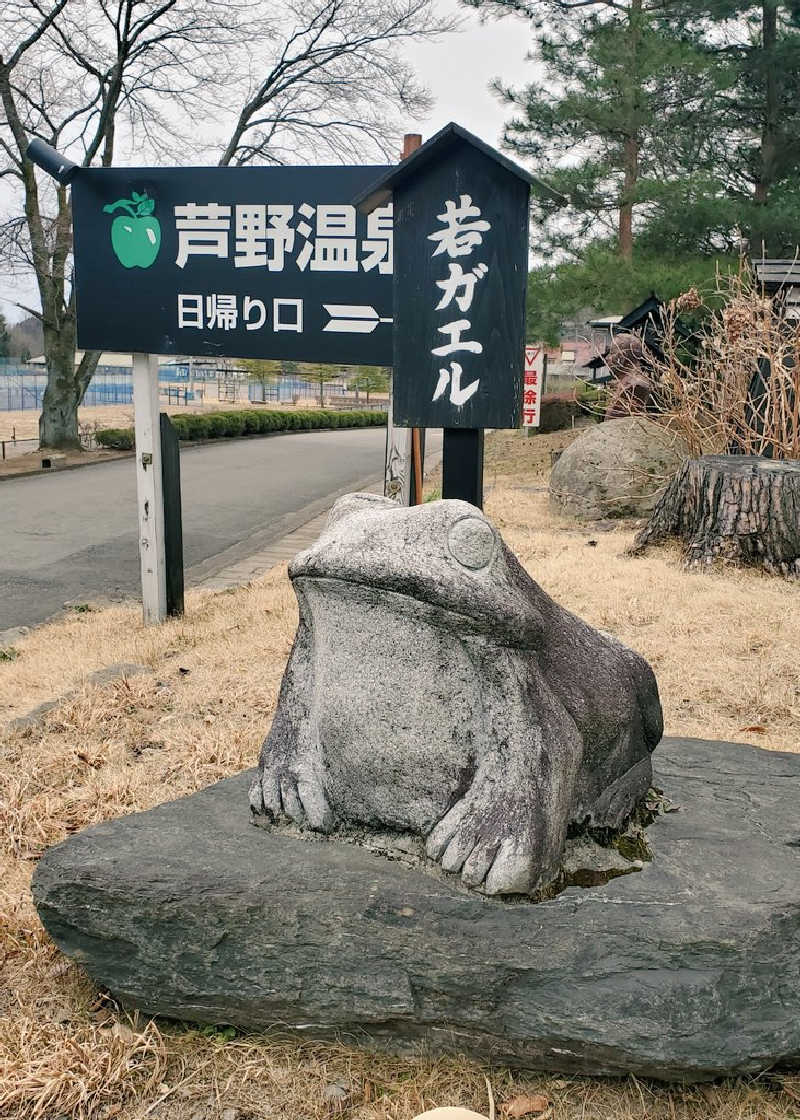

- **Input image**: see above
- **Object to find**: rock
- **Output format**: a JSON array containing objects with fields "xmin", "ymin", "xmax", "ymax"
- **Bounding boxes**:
[
  {"xmin": 549, "ymin": 418, "xmax": 687, "ymax": 521},
  {"xmin": 32, "ymin": 736, "xmax": 800, "ymax": 1082},
  {"xmin": 250, "ymin": 493, "xmax": 662, "ymax": 896}
]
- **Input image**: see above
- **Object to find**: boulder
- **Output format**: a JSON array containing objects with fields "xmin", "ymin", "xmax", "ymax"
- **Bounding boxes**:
[
  {"xmin": 249, "ymin": 493, "xmax": 662, "ymax": 897},
  {"xmin": 32, "ymin": 736, "xmax": 800, "ymax": 1082},
  {"xmin": 549, "ymin": 418, "xmax": 687, "ymax": 520}
]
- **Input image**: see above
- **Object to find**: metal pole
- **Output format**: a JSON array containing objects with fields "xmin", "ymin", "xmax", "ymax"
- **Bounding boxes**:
[{"xmin": 132, "ymin": 353, "xmax": 167, "ymax": 623}]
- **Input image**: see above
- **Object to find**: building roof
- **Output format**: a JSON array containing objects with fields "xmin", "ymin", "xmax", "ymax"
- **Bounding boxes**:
[
  {"xmin": 752, "ymin": 259, "xmax": 800, "ymax": 311},
  {"xmin": 752, "ymin": 259, "xmax": 800, "ymax": 287},
  {"xmin": 353, "ymin": 121, "xmax": 563, "ymax": 213},
  {"xmin": 582, "ymin": 295, "xmax": 669, "ymax": 371}
]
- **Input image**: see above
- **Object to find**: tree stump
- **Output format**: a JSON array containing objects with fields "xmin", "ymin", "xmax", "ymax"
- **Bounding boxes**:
[{"xmin": 630, "ymin": 455, "xmax": 800, "ymax": 575}]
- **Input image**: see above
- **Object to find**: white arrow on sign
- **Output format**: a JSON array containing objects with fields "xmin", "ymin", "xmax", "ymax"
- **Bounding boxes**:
[{"xmin": 323, "ymin": 304, "xmax": 393, "ymax": 334}]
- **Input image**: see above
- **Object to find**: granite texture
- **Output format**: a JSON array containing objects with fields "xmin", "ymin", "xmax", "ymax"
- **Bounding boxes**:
[
  {"xmin": 32, "ymin": 736, "xmax": 800, "ymax": 1082},
  {"xmin": 549, "ymin": 418, "xmax": 688, "ymax": 521},
  {"xmin": 250, "ymin": 493, "xmax": 662, "ymax": 895}
]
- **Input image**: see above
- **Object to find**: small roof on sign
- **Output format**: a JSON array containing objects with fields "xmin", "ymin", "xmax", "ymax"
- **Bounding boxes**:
[{"xmin": 353, "ymin": 121, "xmax": 563, "ymax": 213}]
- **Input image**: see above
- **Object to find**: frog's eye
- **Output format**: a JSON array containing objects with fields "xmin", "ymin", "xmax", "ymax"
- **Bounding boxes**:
[{"xmin": 447, "ymin": 516, "xmax": 496, "ymax": 570}]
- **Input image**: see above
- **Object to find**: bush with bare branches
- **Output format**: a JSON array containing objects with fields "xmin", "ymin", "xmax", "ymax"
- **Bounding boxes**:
[
  {"xmin": 642, "ymin": 263, "xmax": 800, "ymax": 460},
  {"xmin": 626, "ymin": 263, "xmax": 800, "ymax": 573}
]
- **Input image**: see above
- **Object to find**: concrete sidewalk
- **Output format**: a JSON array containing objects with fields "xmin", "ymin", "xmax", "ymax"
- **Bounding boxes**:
[
  {"xmin": 192, "ymin": 449, "xmax": 443, "ymax": 592},
  {"xmin": 192, "ymin": 486, "xmax": 379, "ymax": 591}
]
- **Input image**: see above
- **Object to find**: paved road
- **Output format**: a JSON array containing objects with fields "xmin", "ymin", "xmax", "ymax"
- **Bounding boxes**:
[{"xmin": 1, "ymin": 428, "xmax": 441, "ymax": 632}]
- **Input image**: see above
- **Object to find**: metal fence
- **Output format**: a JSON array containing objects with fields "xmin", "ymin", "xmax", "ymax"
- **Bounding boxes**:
[
  {"xmin": 0, "ymin": 364, "xmax": 198, "ymax": 411},
  {"xmin": 248, "ymin": 376, "xmax": 347, "ymax": 404},
  {"xmin": 0, "ymin": 367, "xmax": 136, "ymax": 411},
  {"xmin": 247, "ymin": 377, "xmax": 383, "ymax": 406}
]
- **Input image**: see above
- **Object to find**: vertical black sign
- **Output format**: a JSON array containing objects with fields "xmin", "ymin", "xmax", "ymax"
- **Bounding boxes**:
[{"xmin": 365, "ymin": 127, "xmax": 530, "ymax": 429}]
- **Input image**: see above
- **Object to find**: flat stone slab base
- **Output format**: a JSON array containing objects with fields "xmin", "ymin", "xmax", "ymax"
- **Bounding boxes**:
[{"xmin": 32, "ymin": 737, "xmax": 800, "ymax": 1082}]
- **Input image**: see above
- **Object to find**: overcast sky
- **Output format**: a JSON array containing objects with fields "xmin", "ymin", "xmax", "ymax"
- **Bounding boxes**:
[
  {"xmin": 403, "ymin": 1, "xmax": 533, "ymax": 148},
  {"xmin": 0, "ymin": 1, "xmax": 535, "ymax": 325}
]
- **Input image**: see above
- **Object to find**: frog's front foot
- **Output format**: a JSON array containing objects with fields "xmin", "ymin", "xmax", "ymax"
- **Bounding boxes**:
[
  {"xmin": 249, "ymin": 754, "xmax": 335, "ymax": 833},
  {"xmin": 425, "ymin": 774, "xmax": 561, "ymax": 895}
]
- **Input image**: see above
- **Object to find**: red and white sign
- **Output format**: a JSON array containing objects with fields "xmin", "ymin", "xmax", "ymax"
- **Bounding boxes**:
[{"xmin": 522, "ymin": 345, "xmax": 543, "ymax": 428}]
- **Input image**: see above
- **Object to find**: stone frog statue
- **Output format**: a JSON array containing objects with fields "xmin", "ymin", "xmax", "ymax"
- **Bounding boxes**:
[{"xmin": 250, "ymin": 493, "xmax": 663, "ymax": 896}]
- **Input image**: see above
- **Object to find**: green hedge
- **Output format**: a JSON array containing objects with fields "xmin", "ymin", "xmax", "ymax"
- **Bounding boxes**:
[
  {"xmin": 96, "ymin": 408, "xmax": 387, "ymax": 450},
  {"xmin": 94, "ymin": 427, "xmax": 135, "ymax": 450}
]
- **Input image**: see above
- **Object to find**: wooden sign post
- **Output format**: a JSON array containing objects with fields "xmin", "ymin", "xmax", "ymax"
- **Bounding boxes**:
[
  {"xmin": 356, "ymin": 122, "xmax": 537, "ymax": 508},
  {"xmin": 132, "ymin": 353, "xmax": 167, "ymax": 624},
  {"xmin": 384, "ymin": 133, "xmax": 422, "ymax": 505}
]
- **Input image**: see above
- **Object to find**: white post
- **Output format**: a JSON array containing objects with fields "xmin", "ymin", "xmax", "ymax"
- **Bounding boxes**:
[
  {"xmin": 132, "ymin": 352, "xmax": 167, "ymax": 624},
  {"xmin": 384, "ymin": 371, "xmax": 412, "ymax": 504}
]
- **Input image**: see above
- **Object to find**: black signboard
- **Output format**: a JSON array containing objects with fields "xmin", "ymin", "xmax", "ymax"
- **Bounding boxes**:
[
  {"xmin": 356, "ymin": 124, "xmax": 532, "ymax": 429},
  {"xmin": 71, "ymin": 165, "xmax": 393, "ymax": 365}
]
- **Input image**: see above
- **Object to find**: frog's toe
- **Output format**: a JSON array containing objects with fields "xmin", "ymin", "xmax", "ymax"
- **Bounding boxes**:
[
  {"xmin": 296, "ymin": 772, "xmax": 335, "ymax": 832},
  {"xmin": 253, "ymin": 762, "xmax": 334, "ymax": 833},
  {"xmin": 280, "ymin": 776, "xmax": 304, "ymax": 821},
  {"xmin": 461, "ymin": 840, "xmax": 501, "ymax": 887},
  {"xmin": 484, "ymin": 837, "xmax": 538, "ymax": 895},
  {"xmin": 425, "ymin": 800, "xmax": 469, "ymax": 863},
  {"xmin": 249, "ymin": 770, "xmax": 281, "ymax": 819},
  {"xmin": 426, "ymin": 789, "xmax": 549, "ymax": 895}
]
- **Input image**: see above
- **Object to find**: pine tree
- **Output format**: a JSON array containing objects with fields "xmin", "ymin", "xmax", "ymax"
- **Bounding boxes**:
[
  {"xmin": 670, "ymin": 0, "xmax": 800, "ymax": 255},
  {"xmin": 473, "ymin": 0, "xmax": 726, "ymax": 261}
]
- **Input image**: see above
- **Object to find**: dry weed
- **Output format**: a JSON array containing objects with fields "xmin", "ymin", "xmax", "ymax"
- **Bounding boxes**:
[
  {"xmin": 0, "ymin": 429, "xmax": 798, "ymax": 1118},
  {"xmin": 641, "ymin": 261, "xmax": 800, "ymax": 460}
]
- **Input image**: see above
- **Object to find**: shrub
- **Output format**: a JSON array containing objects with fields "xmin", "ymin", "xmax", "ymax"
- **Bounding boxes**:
[
  {"xmin": 639, "ymin": 265, "xmax": 800, "ymax": 459},
  {"xmin": 96, "ymin": 427, "xmax": 135, "ymax": 450},
  {"xmin": 206, "ymin": 413, "xmax": 230, "ymax": 438},
  {"xmin": 96, "ymin": 408, "xmax": 387, "ymax": 453},
  {"xmin": 223, "ymin": 413, "xmax": 246, "ymax": 437},
  {"xmin": 184, "ymin": 414, "xmax": 210, "ymax": 439},
  {"xmin": 169, "ymin": 416, "xmax": 190, "ymax": 440}
]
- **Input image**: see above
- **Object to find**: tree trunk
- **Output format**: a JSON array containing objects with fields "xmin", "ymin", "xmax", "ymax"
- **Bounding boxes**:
[
  {"xmin": 39, "ymin": 332, "xmax": 82, "ymax": 449},
  {"xmin": 752, "ymin": 0, "xmax": 779, "ymax": 252},
  {"xmin": 618, "ymin": 0, "xmax": 642, "ymax": 263},
  {"xmin": 619, "ymin": 136, "xmax": 638, "ymax": 263},
  {"xmin": 630, "ymin": 455, "xmax": 800, "ymax": 575}
]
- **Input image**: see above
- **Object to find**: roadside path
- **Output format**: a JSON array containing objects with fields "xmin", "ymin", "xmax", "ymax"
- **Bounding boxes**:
[{"xmin": 1, "ymin": 428, "xmax": 441, "ymax": 632}]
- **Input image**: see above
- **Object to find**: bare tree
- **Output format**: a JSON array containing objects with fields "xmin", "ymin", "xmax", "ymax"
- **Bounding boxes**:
[
  {"xmin": 1, "ymin": 0, "xmax": 240, "ymax": 447},
  {"xmin": 0, "ymin": 0, "xmax": 454, "ymax": 448},
  {"xmin": 216, "ymin": 0, "xmax": 445, "ymax": 167}
]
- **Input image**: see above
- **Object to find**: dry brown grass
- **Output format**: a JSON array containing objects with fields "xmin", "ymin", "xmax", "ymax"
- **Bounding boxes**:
[{"xmin": 1, "ymin": 427, "xmax": 799, "ymax": 1119}]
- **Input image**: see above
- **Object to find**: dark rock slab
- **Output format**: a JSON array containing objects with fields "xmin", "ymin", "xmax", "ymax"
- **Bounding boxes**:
[{"xmin": 32, "ymin": 736, "xmax": 800, "ymax": 1082}]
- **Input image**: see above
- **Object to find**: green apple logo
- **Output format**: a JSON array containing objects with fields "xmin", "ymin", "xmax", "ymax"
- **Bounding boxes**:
[{"xmin": 103, "ymin": 190, "xmax": 161, "ymax": 268}]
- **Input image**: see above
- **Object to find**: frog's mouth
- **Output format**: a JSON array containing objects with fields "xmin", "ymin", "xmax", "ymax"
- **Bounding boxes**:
[{"xmin": 292, "ymin": 572, "xmax": 544, "ymax": 649}]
